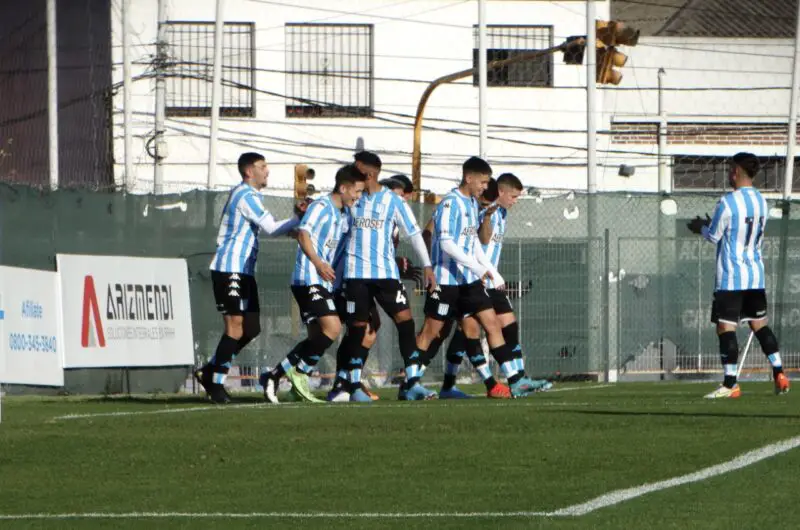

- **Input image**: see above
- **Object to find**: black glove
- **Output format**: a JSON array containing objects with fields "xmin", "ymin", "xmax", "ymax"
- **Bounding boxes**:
[
  {"xmin": 396, "ymin": 257, "xmax": 423, "ymax": 284},
  {"xmin": 294, "ymin": 197, "xmax": 313, "ymax": 218},
  {"xmin": 687, "ymin": 214, "xmax": 711, "ymax": 235},
  {"xmin": 505, "ymin": 280, "xmax": 533, "ymax": 300}
]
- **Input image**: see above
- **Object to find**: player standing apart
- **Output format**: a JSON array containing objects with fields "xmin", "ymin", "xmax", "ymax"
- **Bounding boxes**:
[
  {"xmin": 196, "ymin": 152, "xmax": 301, "ymax": 404},
  {"xmin": 688, "ymin": 152, "xmax": 790, "ymax": 398}
]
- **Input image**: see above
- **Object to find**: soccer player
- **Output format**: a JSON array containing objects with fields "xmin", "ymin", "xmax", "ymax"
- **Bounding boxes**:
[
  {"xmin": 688, "ymin": 152, "xmax": 790, "ymax": 398},
  {"xmin": 438, "ymin": 174, "xmax": 552, "ymax": 398},
  {"xmin": 259, "ymin": 164, "xmax": 367, "ymax": 404},
  {"xmin": 196, "ymin": 152, "xmax": 301, "ymax": 404},
  {"xmin": 406, "ymin": 156, "xmax": 517, "ymax": 401},
  {"xmin": 340, "ymin": 151, "xmax": 436, "ymax": 402}
]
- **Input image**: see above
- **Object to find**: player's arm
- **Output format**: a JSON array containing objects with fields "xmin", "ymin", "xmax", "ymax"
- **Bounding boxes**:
[
  {"xmin": 436, "ymin": 199, "xmax": 488, "ymax": 278},
  {"xmin": 395, "ymin": 198, "xmax": 435, "ymax": 290},
  {"xmin": 422, "ymin": 217, "xmax": 434, "ymax": 254},
  {"xmin": 478, "ymin": 205, "xmax": 498, "ymax": 245},
  {"xmin": 474, "ymin": 240, "xmax": 505, "ymax": 289},
  {"xmin": 702, "ymin": 199, "xmax": 729, "ymax": 244},
  {"xmin": 297, "ymin": 202, "xmax": 336, "ymax": 281},
  {"xmin": 240, "ymin": 194, "xmax": 299, "ymax": 236}
]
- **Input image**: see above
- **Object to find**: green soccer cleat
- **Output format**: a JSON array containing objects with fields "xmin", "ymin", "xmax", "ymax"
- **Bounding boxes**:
[{"xmin": 286, "ymin": 368, "xmax": 324, "ymax": 403}]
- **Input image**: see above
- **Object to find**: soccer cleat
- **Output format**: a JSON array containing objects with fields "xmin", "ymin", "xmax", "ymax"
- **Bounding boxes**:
[
  {"xmin": 405, "ymin": 383, "xmax": 437, "ymax": 401},
  {"xmin": 510, "ymin": 377, "xmax": 540, "ymax": 398},
  {"xmin": 703, "ymin": 384, "xmax": 741, "ymax": 399},
  {"xmin": 439, "ymin": 387, "xmax": 472, "ymax": 399},
  {"xmin": 350, "ymin": 388, "xmax": 373, "ymax": 402},
  {"xmin": 195, "ymin": 367, "xmax": 229, "ymax": 404},
  {"xmin": 487, "ymin": 383, "xmax": 512, "ymax": 399},
  {"xmin": 262, "ymin": 375, "xmax": 280, "ymax": 404},
  {"xmin": 286, "ymin": 368, "xmax": 324, "ymax": 403},
  {"xmin": 397, "ymin": 386, "xmax": 408, "ymax": 401},
  {"xmin": 327, "ymin": 389, "xmax": 351, "ymax": 402},
  {"xmin": 775, "ymin": 373, "xmax": 790, "ymax": 395},
  {"xmin": 363, "ymin": 387, "xmax": 380, "ymax": 401},
  {"xmin": 530, "ymin": 379, "xmax": 554, "ymax": 392}
]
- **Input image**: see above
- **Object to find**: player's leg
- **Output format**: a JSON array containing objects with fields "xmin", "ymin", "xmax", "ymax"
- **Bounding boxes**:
[
  {"xmin": 744, "ymin": 290, "xmax": 789, "ymax": 394},
  {"xmin": 439, "ymin": 324, "xmax": 469, "ymax": 397},
  {"xmin": 460, "ymin": 314, "xmax": 510, "ymax": 399},
  {"xmin": 420, "ymin": 319, "xmax": 455, "ymax": 370},
  {"xmin": 341, "ymin": 280, "xmax": 376, "ymax": 403},
  {"xmin": 329, "ymin": 289, "xmax": 351, "ymax": 400},
  {"xmin": 359, "ymin": 304, "xmax": 381, "ymax": 401},
  {"xmin": 705, "ymin": 291, "xmax": 742, "ymax": 399},
  {"xmin": 495, "ymin": 306, "xmax": 552, "ymax": 393}
]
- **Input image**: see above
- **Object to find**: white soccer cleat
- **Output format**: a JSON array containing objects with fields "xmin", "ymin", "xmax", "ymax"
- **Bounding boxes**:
[
  {"xmin": 703, "ymin": 384, "xmax": 741, "ymax": 399},
  {"xmin": 264, "ymin": 377, "xmax": 280, "ymax": 404}
]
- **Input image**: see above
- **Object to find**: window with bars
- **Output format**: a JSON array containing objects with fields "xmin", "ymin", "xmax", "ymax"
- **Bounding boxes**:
[
  {"xmin": 164, "ymin": 22, "xmax": 255, "ymax": 117},
  {"xmin": 672, "ymin": 155, "xmax": 800, "ymax": 191},
  {"xmin": 285, "ymin": 23, "xmax": 374, "ymax": 118},
  {"xmin": 472, "ymin": 25, "xmax": 553, "ymax": 87}
]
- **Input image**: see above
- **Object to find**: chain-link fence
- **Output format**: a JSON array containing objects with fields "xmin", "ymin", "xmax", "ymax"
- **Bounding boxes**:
[{"xmin": 3, "ymin": 185, "xmax": 800, "ymax": 393}]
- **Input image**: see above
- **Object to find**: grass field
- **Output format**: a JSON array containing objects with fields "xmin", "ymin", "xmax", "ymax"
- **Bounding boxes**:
[{"xmin": 1, "ymin": 382, "xmax": 800, "ymax": 529}]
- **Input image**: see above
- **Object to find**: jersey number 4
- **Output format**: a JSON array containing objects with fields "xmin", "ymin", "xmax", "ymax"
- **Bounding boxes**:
[
  {"xmin": 744, "ymin": 216, "xmax": 765, "ymax": 248},
  {"xmin": 396, "ymin": 290, "xmax": 407, "ymax": 305}
]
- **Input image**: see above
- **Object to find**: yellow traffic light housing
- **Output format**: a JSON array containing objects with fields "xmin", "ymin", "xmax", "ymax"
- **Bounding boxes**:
[
  {"xmin": 293, "ymin": 164, "xmax": 316, "ymax": 200},
  {"xmin": 594, "ymin": 20, "xmax": 639, "ymax": 85}
]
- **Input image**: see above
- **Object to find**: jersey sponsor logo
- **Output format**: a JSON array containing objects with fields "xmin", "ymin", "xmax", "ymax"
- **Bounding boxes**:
[
  {"xmin": 461, "ymin": 226, "xmax": 478, "ymax": 236},
  {"xmin": 353, "ymin": 217, "xmax": 385, "ymax": 230},
  {"xmin": 325, "ymin": 239, "xmax": 339, "ymax": 249},
  {"xmin": 491, "ymin": 233, "xmax": 504, "ymax": 243}
]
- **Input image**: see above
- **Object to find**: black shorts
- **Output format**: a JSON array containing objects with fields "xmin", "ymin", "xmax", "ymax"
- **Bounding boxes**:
[
  {"xmin": 424, "ymin": 281, "xmax": 494, "ymax": 321},
  {"xmin": 211, "ymin": 271, "xmax": 260, "ymax": 315},
  {"xmin": 291, "ymin": 285, "xmax": 337, "ymax": 325},
  {"xmin": 488, "ymin": 288, "xmax": 513, "ymax": 315},
  {"xmin": 343, "ymin": 279, "xmax": 409, "ymax": 323},
  {"xmin": 335, "ymin": 287, "xmax": 382, "ymax": 331},
  {"xmin": 711, "ymin": 289, "xmax": 768, "ymax": 325}
]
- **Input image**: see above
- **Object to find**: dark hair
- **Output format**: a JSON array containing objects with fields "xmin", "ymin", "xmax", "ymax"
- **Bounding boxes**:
[
  {"xmin": 497, "ymin": 172, "xmax": 523, "ymax": 191},
  {"xmin": 237, "ymin": 152, "xmax": 265, "ymax": 178},
  {"xmin": 391, "ymin": 174, "xmax": 414, "ymax": 194},
  {"xmin": 462, "ymin": 156, "xmax": 492, "ymax": 178},
  {"xmin": 482, "ymin": 177, "xmax": 498, "ymax": 202},
  {"xmin": 354, "ymin": 150, "xmax": 382, "ymax": 169},
  {"xmin": 732, "ymin": 152, "xmax": 760, "ymax": 179},
  {"xmin": 333, "ymin": 164, "xmax": 367, "ymax": 192}
]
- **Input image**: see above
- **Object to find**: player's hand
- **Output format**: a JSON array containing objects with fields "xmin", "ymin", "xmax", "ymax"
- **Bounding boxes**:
[
  {"xmin": 480, "ymin": 269, "xmax": 494, "ymax": 285},
  {"xmin": 687, "ymin": 214, "xmax": 711, "ymax": 235},
  {"xmin": 396, "ymin": 257, "xmax": 423, "ymax": 283},
  {"xmin": 423, "ymin": 266, "xmax": 437, "ymax": 293},
  {"xmin": 294, "ymin": 197, "xmax": 313, "ymax": 219},
  {"xmin": 483, "ymin": 203, "xmax": 499, "ymax": 216},
  {"xmin": 315, "ymin": 261, "xmax": 336, "ymax": 283}
]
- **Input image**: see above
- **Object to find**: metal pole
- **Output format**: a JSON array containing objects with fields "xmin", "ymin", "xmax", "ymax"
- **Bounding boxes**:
[
  {"xmin": 208, "ymin": 0, "xmax": 225, "ymax": 190},
  {"xmin": 586, "ymin": 0, "xmax": 597, "ymax": 193},
  {"xmin": 154, "ymin": 0, "xmax": 167, "ymax": 194},
  {"xmin": 122, "ymin": 0, "xmax": 134, "ymax": 192},
  {"xmin": 658, "ymin": 68, "xmax": 669, "ymax": 193},
  {"xmin": 783, "ymin": 0, "xmax": 800, "ymax": 200},
  {"xmin": 478, "ymin": 0, "xmax": 488, "ymax": 158},
  {"xmin": 47, "ymin": 0, "xmax": 59, "ymax": 191}
]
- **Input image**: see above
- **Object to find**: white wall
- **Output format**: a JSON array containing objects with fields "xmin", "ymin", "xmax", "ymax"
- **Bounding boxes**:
[
  {"xmin": 112, "ymin": 0, "xmax": 610, "ymax": 195},
  {"xmin": 112, "ymin": 2, "xmax": 795, "ymax": 196}
]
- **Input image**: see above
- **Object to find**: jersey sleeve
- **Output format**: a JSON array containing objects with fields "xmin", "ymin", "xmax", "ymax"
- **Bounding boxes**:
[
  {"xmin": 298, "ymin": 200, "xmax": 329, "ymax": 235},
  {"xmin": 393, "ymin": 196, "xmax": 421, "ymax": 238},
  {"xmin": 705, "ymin": 199, "xmax": 730, "ymax": 243},
  {"xmin": 238, "ymin": 191, "xmax": 266, "ymax": 222},
  {"xmin": 435, "ymin": 198, "xmax": 459, "ymax": 241}
]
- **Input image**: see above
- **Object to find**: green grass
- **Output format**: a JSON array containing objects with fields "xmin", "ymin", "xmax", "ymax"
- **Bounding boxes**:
[{"xmin": 1, "ymin": 382, "xmax": 800, "ymax": 529}]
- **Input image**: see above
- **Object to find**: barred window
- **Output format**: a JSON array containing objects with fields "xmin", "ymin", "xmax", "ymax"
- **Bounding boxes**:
[
  {"xmin": 672, "ymin": 155, "xmax": 800, "ymax": 191},
  {"xmin": 472, "ymin": 25, "xmax": 553, "ymax": 87},
  {"xmin": 285, "ymin": 23, "xmax": 374, "ymax": 118},
  {"xmin": 164, "ymin": 22, "xmax": 255, "ymax": 117}
]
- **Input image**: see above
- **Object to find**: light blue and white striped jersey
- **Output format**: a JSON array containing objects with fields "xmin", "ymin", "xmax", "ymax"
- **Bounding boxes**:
[
  {"xmin": 292, "ymin": 194, "xmax": 349, "ymax": 291},
  {"xmin": 432, "ymin": 188, "xmax": 480, "ymax": 286},
  {"xmin": 704, "ymin": 186, "xmax": 767, "ymax": 291},
  {"xmin": 344, "ymin": 188, "xmax": 421, "ymax": 280},
  {"xmin": 210, "ymin": 182, "xmax": 271, "ymax": 275},
  {"xmin": 480, "ymin": 206, "xmax": 507, "ymax": 289}
]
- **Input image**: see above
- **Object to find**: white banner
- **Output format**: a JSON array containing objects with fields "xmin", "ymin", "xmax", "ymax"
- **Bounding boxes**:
[
  {"xmin": 0, "ymin": 266, "xmax": 64, "ymax": 386},
  {"xmin": 57, "ymin": 254, "xmax": 194, "ymax": 368}
]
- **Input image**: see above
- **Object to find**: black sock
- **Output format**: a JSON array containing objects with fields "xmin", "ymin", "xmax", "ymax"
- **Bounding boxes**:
[
  {"xmin": 442, "ymin": 329, "xmax": 467, "ymax": 390},
  {"xmin": 269, "ymin": 340, "xmax": 305, "ymax": 380},
  {"xmin": 332, "ymin": 335, "xmax": 350, "ymax": 391},
  {"xmin": 508, "ymin": 373, "xmax": 524, "ymax": 385},
  {"xmin": 718, "ymin": 331, "xmax": 738, "ymax": 389},
  {"xmin": 210, "ymin": 335, "xmax": 239, "ymax": 383}
]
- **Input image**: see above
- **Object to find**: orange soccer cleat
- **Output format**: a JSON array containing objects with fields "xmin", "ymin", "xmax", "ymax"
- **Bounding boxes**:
[
  {"xmin": 487, "ymin": 383, "xmax": 512, "ymax": 399},
  {"xmin": 774, "ymin": 372, "xmax": 790, "ymax": 395}
]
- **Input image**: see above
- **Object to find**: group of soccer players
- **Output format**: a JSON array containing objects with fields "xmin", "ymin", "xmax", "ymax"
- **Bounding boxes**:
[
  {"xmin": 196, "ymin": 150, "xmax": 552, "ymax": 403},
  {"xmin": 196, "ymin": 149, "xmax": 791, "ymax": 404}
]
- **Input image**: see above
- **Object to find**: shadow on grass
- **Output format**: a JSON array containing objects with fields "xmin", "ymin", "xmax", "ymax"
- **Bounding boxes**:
[{"xmin": 87, "ymin": 393, "xmax": 268, "ymax": 406}]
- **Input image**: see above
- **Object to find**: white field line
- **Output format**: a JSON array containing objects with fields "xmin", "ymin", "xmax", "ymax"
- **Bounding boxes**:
[
  {"xmin": 2, "ymin": 435, "xmax": 799, "ymax": 522},
  {"xmin": 49, "ymin": 384, "xmax": 611, "ymax": 422}
]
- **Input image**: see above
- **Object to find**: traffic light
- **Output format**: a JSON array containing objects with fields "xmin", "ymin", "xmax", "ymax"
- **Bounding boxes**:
[
  {"xmin": 293, "ymin": 164, "xmax": 315, "ymax": 200},
  {"xmin": 595, "ymin": 20, "xmax": 639, "ymax": 85}
]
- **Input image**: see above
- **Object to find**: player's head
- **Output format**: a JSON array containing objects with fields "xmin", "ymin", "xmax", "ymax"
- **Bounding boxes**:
[
  {"xmin": 354, "ymin": 151, "xmax": 382, "ymax": 184},
  {"xmin": 380, "ymin": 174, "xmax": 414, "ymax": 202},
  {"xmin": 461, "ymin": 156, "xmax": 492, "ymax": 199},
  {"xmin": 238, "ymin": 152, "xmax": 268, "ymax": 189},
  {"xmin": 334, "ymin": 164, "xmax": 367, "ymax": 206},
  {"xmin": 496, "ymin": 173, "xmax": 523, "ymax": 209},
  {"xmin": 479, "ymin": 177, "xmax": 497, "ymax": 208},
  {"xmin": 730, "ymin": 152, "xmax": 759, "ymax": 189}
]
